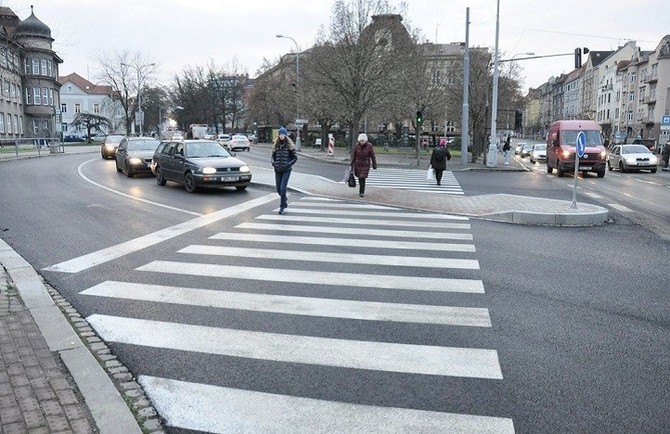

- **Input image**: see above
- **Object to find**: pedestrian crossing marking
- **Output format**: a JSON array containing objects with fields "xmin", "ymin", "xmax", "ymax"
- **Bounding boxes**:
[
  {"xmin": 257, "ymin": 214, "xmax": 471, "ymax": 229},
  {"xmin": 138, "ymin": 376, "xmax": 515, "ymax": 434},
  {"xmin": 274, "ymin": 207, "xmax": 468, "ymax": 220},
  {"xmin": 178, "ymin": 245, "xmax": 480, "ymax": 269},
  {"xmin": 608, "ymin": 203, "xmax": 633, "ymax": 212},
  {"xmin": 363, "ymin": 168, "xmax": 465, "ymax": 195},
  {"xmin": 137, "ymin": 261, "xmax": 485, "ymax": 293},
  {"xmin": 87, "ymin": 314, "xmax": 503, "ymax": 378},
  {"xmin": 236, "ymin": 222, "xmax": 474, "ymax": 240},
  {"xmin": 211, "ymin": 232, "xmax": 476, "ymax": 252},
  {"xmin": 81, "ymin": 281, "xmax": 492, "ymax": 327}
]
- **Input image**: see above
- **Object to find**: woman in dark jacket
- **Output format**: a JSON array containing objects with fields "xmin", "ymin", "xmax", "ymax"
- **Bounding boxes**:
[
  {"xmin": 430, "ymin": 138, "xmax": 451, "ymax": 185},
  {"xmin": 271, "ymin": 127, "xmax": 298, "ymax": 214},
  {"xmin": 351, "ymin": 133, "xmax": 377, "ymax": 197}
]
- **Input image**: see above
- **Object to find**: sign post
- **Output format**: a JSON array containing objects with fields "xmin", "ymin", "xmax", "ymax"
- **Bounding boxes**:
[{"xmin": 571, "ymin": 131, "xmax": 586, "ymax": 209}]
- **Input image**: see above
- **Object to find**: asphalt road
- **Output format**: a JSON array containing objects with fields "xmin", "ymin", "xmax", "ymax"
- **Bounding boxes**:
[{"xmin": 0, "ymin": 152, "xmax": 668, "ymax": 433}]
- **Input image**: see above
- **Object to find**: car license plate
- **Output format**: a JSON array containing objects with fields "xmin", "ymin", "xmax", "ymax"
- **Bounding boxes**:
[
  {"xmin": 221, "ymin": 176, "xmax": 239, "ymax": 182},
  {"xmin": 579, "ymin": 166, "xmax": 592, "ymax": 170}
]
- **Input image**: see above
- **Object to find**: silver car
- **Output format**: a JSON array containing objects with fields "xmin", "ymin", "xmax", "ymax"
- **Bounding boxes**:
[
  {"xmin": 607, "ymin": 144, "xmax": 658, "ymax": 173},
  {"xmin": 530, "ymin": 143, "xmax": 547, "ymax": 164}
]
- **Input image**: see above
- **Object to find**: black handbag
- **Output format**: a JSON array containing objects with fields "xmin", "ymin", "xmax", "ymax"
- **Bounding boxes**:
[{"xmin": 347, "ymin": 172, "xmax": 356, "ymax": 188}]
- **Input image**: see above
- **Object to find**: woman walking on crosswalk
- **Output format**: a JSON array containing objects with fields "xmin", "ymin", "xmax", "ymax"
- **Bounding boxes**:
[
  {"xmin": 430, "ymin": 138, "xmax": 451, "ymax": 185},
  {"xmin": 351, "ymin": 133, "xmax": 377, "ymax": 197}
]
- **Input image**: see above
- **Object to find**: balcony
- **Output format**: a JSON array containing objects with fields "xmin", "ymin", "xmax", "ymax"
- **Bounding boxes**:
[{"xmin": 645, "ymin": 74, "xmax": 658, "ymax": 83}]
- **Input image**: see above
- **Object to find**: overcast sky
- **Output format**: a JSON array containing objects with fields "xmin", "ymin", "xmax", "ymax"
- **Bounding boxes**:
[{"xmin": 7, "ymin": 0, "xmax": 669, "ymax": 93}]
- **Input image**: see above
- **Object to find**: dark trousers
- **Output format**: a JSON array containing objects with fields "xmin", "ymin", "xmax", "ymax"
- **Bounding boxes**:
[
  {"xmin": 275, "ymin": 170, "xmax": 291, "ymax": 208},
  {"xmin": 358, "ymin": 177, "xmax": 366, "ymax": 195},
  {"xmin": 434, "ymin": 169, "xmax": 444, "ymax": 185}
]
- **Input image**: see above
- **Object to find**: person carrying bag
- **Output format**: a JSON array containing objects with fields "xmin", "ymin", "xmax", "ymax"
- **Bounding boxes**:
[{"xmin": 430, "ymin": 138, "xmax": 451, "ymax": 186}]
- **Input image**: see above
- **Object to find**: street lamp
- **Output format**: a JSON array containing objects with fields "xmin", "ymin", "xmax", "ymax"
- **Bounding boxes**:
[
  {"xmin": 120, "ymin": 62, "xmax": 156, "ymax": 136},
  {"xmin": 276, "ymin": 34, "xmax": 301, "ymax": 151}
]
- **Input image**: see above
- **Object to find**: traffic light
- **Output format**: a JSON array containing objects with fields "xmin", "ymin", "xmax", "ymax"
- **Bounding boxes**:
[
  {"xmin": 514, "ymin": 110, "xmax": 523, "ymax": 129},
  {"xmin": 416, "ymin": 111, "xmax": 423, "ymax": 125},
  {"xmin": 574, "ymin": 47, "xmax": 589, "ymax": 69}
]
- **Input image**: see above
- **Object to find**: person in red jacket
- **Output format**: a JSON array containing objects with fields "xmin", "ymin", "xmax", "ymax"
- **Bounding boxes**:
[{"xmin": 351, "ymin": 133, "xmax": 377, "ymax": 197}]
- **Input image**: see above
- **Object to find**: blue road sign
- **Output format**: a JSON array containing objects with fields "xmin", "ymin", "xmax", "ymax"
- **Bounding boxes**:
[
  {"xmin": 661, "ymin": 115, "xmax": 670, "ymax": 125},
  {"xmin": 576, "ymin": 131, "xmax": 586, "ymax": 158}
]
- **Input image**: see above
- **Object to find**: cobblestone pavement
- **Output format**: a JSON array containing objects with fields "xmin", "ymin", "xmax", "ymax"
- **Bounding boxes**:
[{"xmin": 0, "ymin": 272, "xmax": 96, "ymax": 434}]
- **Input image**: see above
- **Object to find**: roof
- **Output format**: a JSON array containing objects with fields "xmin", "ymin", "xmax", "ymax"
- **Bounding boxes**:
[
  {"xmin": 15, "ymin": 6, "xmax": 51, "ymax": 39},
  {"xmin": 58, "ymin": 73, "xmax": 114, "ymax": 96},
  {"xmin": 588, "ymin": 51, "xmax": 613, "ymax": 67}
]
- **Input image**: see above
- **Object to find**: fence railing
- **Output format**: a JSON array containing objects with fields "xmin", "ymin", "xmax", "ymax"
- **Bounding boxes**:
[{"xmin": 0, "ymin": 138, "xmax": 64, "ymax": 157}]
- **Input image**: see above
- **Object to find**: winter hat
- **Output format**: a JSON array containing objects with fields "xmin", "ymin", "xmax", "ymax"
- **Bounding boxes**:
[
  {"xmin": 357, "ymin": 133, "xmax": 368, "ymax": 142},
  {"xmin": 278, "ymin": 127, "xmax": 288, "ymax": 135},
  {"xmin": 439, "ymin": 138, "xmax": 447, "ymax": 146}
]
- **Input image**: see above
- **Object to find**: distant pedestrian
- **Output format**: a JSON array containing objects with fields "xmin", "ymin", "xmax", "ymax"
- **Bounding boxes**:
[
  {"xmin": 503, "ymin": 135, "xmax": 511, "ymax": 165},
  {"xmin": 351, "ymin": 133, "xmax": 377, "ymax": 197},
  {"xmin": 430, "ymin": 138, "xmax": 451, "ymax": 185},
  {"xmin": 271, "ymin": 127, "xmax": 298, "ymax": 214},
  {"xmin": 662, "ymin": 141, "xmax": 670, "ymax": 169}
]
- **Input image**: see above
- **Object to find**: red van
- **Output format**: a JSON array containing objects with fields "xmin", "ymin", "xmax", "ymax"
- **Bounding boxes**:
[{"xmin": 546, "ymin": 120, "xmax": 607, "ymax": 178}]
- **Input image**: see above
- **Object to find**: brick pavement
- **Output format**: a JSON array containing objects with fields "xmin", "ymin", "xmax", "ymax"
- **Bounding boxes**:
[{"xmin": 0, "ymin": 271, "xmax": 96, "ymax": 434}]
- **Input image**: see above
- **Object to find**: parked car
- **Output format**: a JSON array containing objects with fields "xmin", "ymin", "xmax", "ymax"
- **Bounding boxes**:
[
  {"xmin": 519, "ymin": 142, "xmax": 534, "ymax": 158},
  {"xmin": 515, "ymin": 142, "xmax": 525, "ymax": 155},
  {"xmin": 227, "ymin": 134, "xmax": 251, "ymax": 152},
  {"xmin": 530, "ymin": 143, "xmax": 547, "ymax": 164},
  {"xmin": 115, "ymin": 137, "xmax": 161, "ymax": 177},
  {"xmin": 607, "ymin": 144, "xmax": 658, "ymax": 173},
  {"xmin": 89, "ymin": 133, "xmax": 106, "ymax": 143},
  {"xmin": 152, "ymin": 140, "xmax": 252, "ymax": 192},
  {"xmin": 100, "ymin": 134, "xmax": 126, "ymax": 159},
  {"xmin": 63, "ymin": 135, "xmax": 85, "ymax": 143}
]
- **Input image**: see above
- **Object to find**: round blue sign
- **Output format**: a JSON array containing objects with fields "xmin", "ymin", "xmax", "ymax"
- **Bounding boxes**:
[{"xmin": 576, "ymin": 131, "xmax": 586, "ymax": 158}]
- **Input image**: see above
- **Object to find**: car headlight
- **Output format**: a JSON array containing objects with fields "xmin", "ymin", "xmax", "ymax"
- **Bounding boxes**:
[
  {"xmin": 600, "ymin": 150, "xmax": 607, "ymax": 158},
  {"xmin": 239, "ymin": 165, "xmax": 250, "ymax": 173},
  {"xmin": 562, "ymin": 150, "xmax": 572, "ymax": 158},
  {"xmin": 202, "ymin": 167, "xmax": 217, "ymax": 174},
  {"xmin": 128, "ymin": 157, "xmax": 143, "ymax": 165},
  {"xmin": 649, "ymin": 156, "xmax": 658, "ymax": 164}
]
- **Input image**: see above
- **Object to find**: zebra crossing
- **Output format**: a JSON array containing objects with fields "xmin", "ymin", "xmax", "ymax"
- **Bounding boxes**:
[
  {"xmin": 78, "ymin": 197, "xmax": 513, "ymax": 433},
  {"xmin": 363, "ymin": 167, "xmax": 464, "ymax": 195}
]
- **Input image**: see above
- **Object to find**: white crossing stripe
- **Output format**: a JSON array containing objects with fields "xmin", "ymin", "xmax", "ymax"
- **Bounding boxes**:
[
  {"xmin": 582, "ymin": 192, "xmax": 603, "ymax": 199},
  {"xmin": 178, "ymin": 245, "xmax": 480, "ymax": 269},
  {"xmin": 88, "ymin": 315, "xmax": 503, "ymax": 379},
  {"xmin": 281, "ymin": 207, "xmax": 468, "ymax": 220},
  {"xmin": 137, "ymin": 261, "xmax": 486, "ymax": 293},
  {"xmin": 608, "ymin": 203, "xmax": 634, "ymax": 212},
  {"xmin": 257, "ymin": 214, "xmax": 471, "ymax": 229},
  {"xmin": 211, "ymin": 232, "xmax": 476, "ymax": 252},
  {"xmin": 42, "ymin": 193, "xmax": 277, "ymax": 273},
  {"xmin": 236, "ymin": 222, "xmax": 474, "ymax": 240},
  {"xmin": 139, "ymin": 376, "xmax": 515, "ymax": 434},
  {"xmin": 80, "ymin": 281, "xmax": 492, "ymax": 327}
]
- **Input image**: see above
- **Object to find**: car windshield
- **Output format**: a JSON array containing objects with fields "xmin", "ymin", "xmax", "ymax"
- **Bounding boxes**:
[
  {"xmin": 622, "ymin": 145, "xmax": 650, "ymax": 154},
  {"xmin": 560, "ymin": 130, "xmax": 603, "ymax": 147},
  {"xmin": 185, "ymin": 142, "xmax": 231, "ymax": 158},
  {"xmin": 533, "ymin": 144, "xmax": 546, "ymax": 150},
  {"xmin": 523, "ymin": 144, "xmax": 534, "ymax": 150},
  {"xmin": 105, "ymin": 135, "xmax": 125, "ymax": 143},
  {"xmin": 127, "ymin": 140, "xmax": 160, "ymax": 151}
]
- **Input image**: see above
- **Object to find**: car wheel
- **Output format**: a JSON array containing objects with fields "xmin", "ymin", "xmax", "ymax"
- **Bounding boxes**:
[
  {"xmin": 126, "ymin": 168, "xmax": 134, "ymax": 178},
  {"xmin": 235, "ymin": 185, "xmax": 247, "ymax": 191},
  {"xmin": 155, "ymin": 167, "xmax": 166, "ymax": 186},
  {"xmin": 619, "ymin": 161, "xmax": 626, "ymax": 173},
  {"xmin": 184, "ymin": 172, "xmax": 197, "ymax": 193},
  {"xmin": 597, "ymin": 169, "xmax": 605, "ymax": 178},
  {"xmin": 557, "ymin": 162, "xmax": 565, "ymax": 177},
  {"xmin": 651, "ymin": 168, "xmax": 657, "ymax": 174}
]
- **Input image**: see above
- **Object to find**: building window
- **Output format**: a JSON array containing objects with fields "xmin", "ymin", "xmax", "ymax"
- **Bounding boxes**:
[
  {"xmin": 61, "ymin": 103, "xmax": 67, "ymax": 113},
  {"xmin": 10, "ymin": 83, "xmax": 16, "ymax": 100},
  {"xmin": 629, "ymin": 92, "xmax": 635, "ymax": 101},
  {"xmin": 3, "ymin": 81, "xmax": 8, "ymax": 99},
  {"xmin": 93, "ymin": 103, "xmax": 101, "ymax": 114},
  {"xmin": 47, "ymin": 60, "xmax": 52, "ymax": 77},
  {"xmin": 32, "ymin": 58, "xmax": 39, "ymax": 75},
  {"xmin": 33, "ymin": 87, "xmax": 41, "ymax": 105},
  {"xmin": 42, "ymin": 88, "xmax": 48, "ymax": 106},
  {"xmin": 13, "ymin": 115, "xmax": 18, "ymax": 135},
  {"xmin": 0, "ymin": 113, "xmax": 4, "ymax": 133},
  {"xmin": 19, "ymin": 116, "xmax": 23, "ymax": 134},
  {"xmin": 6, "ymin": 114, "xmax": 11, "ymax": 134},
  {"xmin": 74, "ymin": 103, "xmax": 81, "ymax": 113},
  {"xmin": 40, "ymin": 59, "xmax": 47, "ymax": 76},
  {"xmin": 47, "ymin": 88, "xmax": 54, "ymax": 106},
  {"xmin": 61, "ymin": 122, "xmax": 67, "ymax": 132},
  {"xmin": 25, "ymin": 88, "xmax": 31, "ymax": 104}
]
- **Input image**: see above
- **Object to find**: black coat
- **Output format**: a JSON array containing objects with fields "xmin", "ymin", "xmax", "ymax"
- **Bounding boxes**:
[
  {"xmin": 271, "ymin": 138, "xmax": 297, "ymax": 172},
  {"xmin": 430, "ymin": 147, "xmax": 451, "ymax": 170}
]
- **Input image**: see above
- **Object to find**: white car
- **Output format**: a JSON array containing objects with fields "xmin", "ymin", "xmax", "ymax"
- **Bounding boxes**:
[
  {"xmin": 227, "ymin": 134, "xmax": 251, "ymax": 152},
  {"xmin": 607, "ymin": 144, "xmax": 658, "ymax": 173},
  {"xmin": 530, "ymin": 144, "xmax": 547, "ymax": 164}
]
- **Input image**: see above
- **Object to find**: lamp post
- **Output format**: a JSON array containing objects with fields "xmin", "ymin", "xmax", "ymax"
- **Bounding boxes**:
[
  {"xmin": 121, "ymin": 62, "xmax": 156, "ymax": 136},
  {"xmin": 486, "ymin": 0, "xmax": 501, "ymax": 167},
  {"xmin": 276, "ymin": 34, "xmax": 301, "ymax": 151}
]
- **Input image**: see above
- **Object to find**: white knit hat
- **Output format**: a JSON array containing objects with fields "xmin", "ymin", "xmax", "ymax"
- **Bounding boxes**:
[{"xmin": 357, "ymin": 133, "xmax": 368, "ymax": 142}]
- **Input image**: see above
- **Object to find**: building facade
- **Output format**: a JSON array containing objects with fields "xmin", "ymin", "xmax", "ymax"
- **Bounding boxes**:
[
  {"xmin": 0, "ymin": 6, "xmax": 61, "ymax": 142},
  {"xmin": 58, "ymin": 73, "xmax": 123, "ymax": 136}
]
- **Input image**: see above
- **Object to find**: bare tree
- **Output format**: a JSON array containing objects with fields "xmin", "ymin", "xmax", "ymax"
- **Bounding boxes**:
[
  {"xmin": 306, "ymin": 0, "xmax": 413, "ymax": 149},
  {"xmin": 70, "ymin": 113, "xmax": 112, "ymax": 141}
]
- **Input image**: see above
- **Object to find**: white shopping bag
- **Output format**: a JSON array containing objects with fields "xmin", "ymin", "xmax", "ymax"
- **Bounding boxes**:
[{"xmin": 426, "ymin": 167, "xmax": 434, "ymax": 181}]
